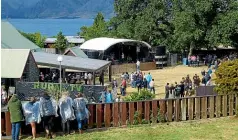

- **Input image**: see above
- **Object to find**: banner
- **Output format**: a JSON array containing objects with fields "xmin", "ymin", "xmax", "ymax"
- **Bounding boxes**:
[{"xmin": 16, "ymin": 82, "xmax": 104, "ymax": 103}]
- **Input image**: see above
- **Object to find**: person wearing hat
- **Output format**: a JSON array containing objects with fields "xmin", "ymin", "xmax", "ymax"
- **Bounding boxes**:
[{"xmin": 7, "ymin": 94, "xmax": 24, "ymax": 140}]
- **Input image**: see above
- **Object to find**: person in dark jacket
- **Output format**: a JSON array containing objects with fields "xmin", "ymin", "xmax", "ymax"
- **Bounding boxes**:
[
  {"xmin": 8, "ymin": 94, "xmax": 24, "ymax": 140},
  {"xmin": 39, "ymin": 92, "xmax": 58, "ymax": 139}
]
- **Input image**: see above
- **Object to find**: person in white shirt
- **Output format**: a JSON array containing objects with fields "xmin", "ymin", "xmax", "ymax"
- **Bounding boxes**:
[
  {"xmin": 136, "ymin": 60, "xmax": 140, "ymax": 72},
  {"xmin": 87, "ymin": 73, "xmax": 92, "ymax": 85},
  {"xmin": 84, "ymin": 73, "xmax": 88, "ymax": 85},
  {"xmin": 149, "ymin": 79, "xmax": 155, "ymax": 94}
]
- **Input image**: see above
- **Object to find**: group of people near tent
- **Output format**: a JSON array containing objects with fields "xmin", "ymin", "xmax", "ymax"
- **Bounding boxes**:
[{"xmin": 7, "ymin": 92, "xmax": 90, "ymax": 140}]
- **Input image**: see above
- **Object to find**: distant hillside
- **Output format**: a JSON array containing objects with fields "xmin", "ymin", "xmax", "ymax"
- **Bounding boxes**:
[{"xmin": 1, "ymin": 0, "xmax": 114, "ymax": 19}]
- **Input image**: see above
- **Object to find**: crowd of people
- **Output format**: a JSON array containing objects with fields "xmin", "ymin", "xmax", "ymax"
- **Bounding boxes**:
[
  {"xmin": 7, "ymin": 92, "xmax": 90, "ymax": 140},
  {"xmin": 39, "ymin": 72, "xmax": 96, "ymax": 85},
  {"xmin": 164, "ymin": 67, "xmax": 214, "ymax": 99}
]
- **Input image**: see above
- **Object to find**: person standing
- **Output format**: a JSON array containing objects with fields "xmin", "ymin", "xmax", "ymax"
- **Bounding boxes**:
[
  {"xmin": 112, "ymin": 78, "xmax": 118, "ymax": 101},
  {"xmin": 84, "ymin": 73, "xmax": 88, "ymax": 85},
  {"xmin": 8, "ymin": 94, "xmax": 24, "ymax": 140},
  {"xmin": 59, "ymin": 92, "xmax": 75, "ymax": 135},
  {"xmin": 165, "ymin": 83, "xmax": 170, "ymax": 99},
  {"xmin": 136, "ymin": 78, "xmax": 142, "ymax": 93},
  {"xmin": 87, "ymin": 73, "xmax": 93, "ymax": 85},
  {"xmin": 136, "ymin": 60, "xmax": 140, "ymax": 72},
  {"xmin": 146, "ymin": 73, "xmax": 152, "ymax": 88},
  {"xmin": 105, "ymin": 90, "xmax": 113, "ymax": 103},
  {"xmin": 73, "ymin": 93, "xmax": 88, "ymax": 134},
  {"xmin": 39, "ymin": 92, "xmax": 58, "ymax": 139},
  {"xmin": 1, "ymin": 86, "xmax": 7, "ymax": 105},
  {"xmin": 22, "ymin": 97, "xmax": 41, "ymax": 139},
  {"xmin": 149, "ymin": 79, "xmax": 155, "ymax": 94},
  {"xmin": 143, "ymin": 78, "xmax": 148, "ymax": 90},
  {"xmin": 99, "ymin": 87, "xmax": 107, "ymax": 103},
  {"xmin": 121, "ymin": 79, "xmax": 127, "ymax": 96}
]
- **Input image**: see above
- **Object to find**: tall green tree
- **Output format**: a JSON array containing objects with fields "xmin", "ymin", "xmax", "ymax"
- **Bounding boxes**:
[
  {"xmin": 79, "ymin": 12, "xmax": 108, "ymax": 40},
  {"xmin": 55, "ymin": 31, "xmax": 67, "ymax": 53},
  {"xmin": 20, "ymin": 31, "xmax": 46, "ymax": 48},
  {"xmin": 208, "ymin": 0, "xmax": 238, "ymax": 48}
]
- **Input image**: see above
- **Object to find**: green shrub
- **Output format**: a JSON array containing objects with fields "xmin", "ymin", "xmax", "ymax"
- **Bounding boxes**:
[
  {"xmin": 124, "ymin": 90, "xmax": 155, "ymax": 101},
  {"xmin": 215, "ymin": 59, "xmax": 238, "ymax": 95}
]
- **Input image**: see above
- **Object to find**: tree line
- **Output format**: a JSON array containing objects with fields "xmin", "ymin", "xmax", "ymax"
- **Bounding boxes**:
[
  {"xmin": 20, "ymin": 31, "xmax": 68, "ymax": 52},
  {"xmin": 80, "ymin": 0, "xmax": 238, "ymax": 55}
]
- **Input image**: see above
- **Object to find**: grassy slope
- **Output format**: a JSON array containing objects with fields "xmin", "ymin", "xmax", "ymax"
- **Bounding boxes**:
[{"xmin": 23, "ymin": 117, "xmax": 238, "ymax": 140}]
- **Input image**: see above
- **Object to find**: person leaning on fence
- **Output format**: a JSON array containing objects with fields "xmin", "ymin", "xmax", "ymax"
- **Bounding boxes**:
[
  {"xmin": 59, "ymin": 92, "xmax": 75, "ymax": 136},
  {"xmin": 7, "ymin": 94, "xmax": 24, "ymax": 140},
  {"xmin": 99, "ymin": 87, "xmax": 107, "ymax": 103},
  {"xmin": 73, "ymin": 93, "xmax": 90, "ymax": 134},
  {"xmin": 22, "ymin": 97, "xmax": 41, "ymax": 139},
  {"xmin": 39, "ymin": 92, "xmax": 58, "ymax": 139}
]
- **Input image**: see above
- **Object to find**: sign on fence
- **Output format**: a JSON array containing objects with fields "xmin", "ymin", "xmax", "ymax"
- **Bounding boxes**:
[{"xmin": 16, "ymin": 82, "xmax": 104, "ymax": 103}]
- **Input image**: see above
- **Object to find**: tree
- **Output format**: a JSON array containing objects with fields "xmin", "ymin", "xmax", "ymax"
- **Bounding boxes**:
[
  {"xmin": 55, "ymin": 31, "xmax": 67, "ymax": 53},
  {"xmin": 20, "ymin": 31, "xmax": 46, "ymax": 48},
  {"xmin": 208, "ymin": 0, "xmax": 238, "ymax": 48},
  {"xmin": 79, "ymin": 12, "xmax": 108, "ymax": 40},
  {"xmin": 215, "ymin": 59, "xmax": 238, "ymax": 95}
]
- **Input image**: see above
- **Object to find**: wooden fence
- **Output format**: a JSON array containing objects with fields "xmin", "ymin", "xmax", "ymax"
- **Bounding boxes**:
[
  {"xmin": 111, "ymin": 62, "xmax": 156, "ymax": 75},
  {"xmin": 1, "ymin": 94, "xmax": 238, "ymax": 136}
]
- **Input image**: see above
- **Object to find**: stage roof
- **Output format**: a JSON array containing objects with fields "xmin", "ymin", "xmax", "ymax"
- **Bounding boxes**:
[
  {"xmin": 80, "ymin": 37, "xmax": 152, "ymax": 51},
  {"xmin": 33, "ymin": 52, "xmax": 111, "ymax": 72}
]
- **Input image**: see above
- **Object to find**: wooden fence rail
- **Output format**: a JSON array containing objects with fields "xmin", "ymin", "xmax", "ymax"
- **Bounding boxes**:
[{"xmin": 2, "ymin": 94, "xmax": 238, "ymax": 136}]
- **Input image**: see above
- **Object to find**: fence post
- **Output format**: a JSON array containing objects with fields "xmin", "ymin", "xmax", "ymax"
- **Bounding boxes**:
[
  {"xmin": 96, "ymin": 104, "xmax": 103, "ymax": 128},
  {"xmin": 201, "ymin": 97, "xmax": 207, "ymax": 119},
  {"xmin": 216, "ymin": 95, "xmax": 221, "ymax": 117},
  {"xmin": 175, "ymin": 99, "xmax": 181, "ymax": 122},
  {"xmin": 152, "ymin": 101, "xmax": 158, "ymax": 123},
  {"xmin": 129, "ymin": 102, "xmax": 135, "ymax": 125},
  {"xmin": 167, "ymin": 100, "xmax": 173, "ymax": 122},
  {"xmin": 145, "ymin": 101, "xmax": 150, "ymax": 122},
  {"xmin": 5, "ymin": 112, "xmax": 11, "ymax": 136},
  {"xmin": 195, "ymin": 97, "xmax": 201, "ymax": 120},
  {"xmin": 121, "ymin": 102, "xmax": 127, "ymax": 126},
  {"xmin": 209, "ymin": 96, "xmax": 215, "ymax": 118},
  {"xmin": 229, "ymin": 94, "xmax": 234, "ymax": 116},
  {"xmin": 113, "ymin": 103, "xmax": 119, "ymax": 127},
  {"xmin": 88, "ymin": 104, "xmax": 94, "ymax": 128},
  {"xmin": 137, "ymin": 102, "xmax": 142, "ymax": 124},
  {"xmin": 159, "ymin": 100, "xmax": 166, "ymax": 121},
  {"xmin": 181, "ymin": 98, "xmax": 187, "ymax": 121},
  {"xmin": 222, "ymin": 95, "xmax": 228, "ymax": 117},
  {"xmin": 188, "ymin": 98, "xmax": 194, "ymax": 120}
]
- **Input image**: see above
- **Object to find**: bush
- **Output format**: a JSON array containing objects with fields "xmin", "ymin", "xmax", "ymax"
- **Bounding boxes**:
[
  {"xmin": 215, "ymin": 59, "xmax": 238, "ymax": 95},
  {"xmin": 124, "ymin": 90, "xmax": 155, "ymax": 101}
]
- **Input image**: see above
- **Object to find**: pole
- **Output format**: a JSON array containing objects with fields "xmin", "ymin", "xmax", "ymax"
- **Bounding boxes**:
[{"xmin": 59, "ymin": 61, "xmax": 62, "ymax": 95}]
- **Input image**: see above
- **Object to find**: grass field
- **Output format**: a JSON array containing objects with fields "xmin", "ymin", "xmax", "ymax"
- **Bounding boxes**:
[
  {"xmin": 117, "ymin": 65, "xmax": 211, "ymax": 99},
  {"xmin": 22, "ymin": 117, "xmax": 238, "ymax": 140}
]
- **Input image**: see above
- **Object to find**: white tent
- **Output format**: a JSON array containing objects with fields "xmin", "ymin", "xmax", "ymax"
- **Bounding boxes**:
[{"xmin": 80, "ymin": 37, "xmax": 152, "ymax": 51}]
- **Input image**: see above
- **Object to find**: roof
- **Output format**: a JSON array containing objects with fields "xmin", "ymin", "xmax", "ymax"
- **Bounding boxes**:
[
  {"xmin": 1, "ymin": 21, "xmax": 41, "ymax": 51},
  {"xmin": 64, "ymin": 47, "xmax": 88, "ymax": 58},
  {"xmin": 33, "ymin": 52, "xmax": 111, "ymax": 72},
  {"xmin": 1, "ymin": 49, "xmax": 30, "ymax": 78},
  {"xmin": 80, "ymin": 37, "xmax": 152, "ymax": 51},
  {"xmin": 45, "ymin": 36, "xmax": 85, "ymax": 44}
]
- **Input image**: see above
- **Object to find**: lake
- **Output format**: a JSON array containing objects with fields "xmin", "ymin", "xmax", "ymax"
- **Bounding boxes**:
[{"xmin": 5, "ymin": 18, "xmax": 94, "ymax": 37}]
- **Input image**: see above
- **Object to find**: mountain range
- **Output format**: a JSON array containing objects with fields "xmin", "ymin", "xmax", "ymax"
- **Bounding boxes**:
[{"xmin": 1, "ymin": 0, "xmax": 115, "ymax": 19}]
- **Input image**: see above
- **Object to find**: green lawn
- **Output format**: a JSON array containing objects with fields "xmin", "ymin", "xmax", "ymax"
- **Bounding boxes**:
[{"xmin": 23, "ymin": 117, "xmax": 238, "ymax": 140}]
